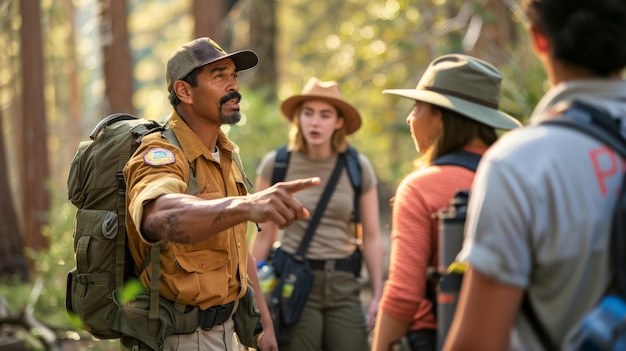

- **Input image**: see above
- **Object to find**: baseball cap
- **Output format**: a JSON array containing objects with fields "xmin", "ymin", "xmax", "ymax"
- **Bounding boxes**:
[{"xmin": 166, "ymin": 37, "xmax": 258, "ymax": 92}]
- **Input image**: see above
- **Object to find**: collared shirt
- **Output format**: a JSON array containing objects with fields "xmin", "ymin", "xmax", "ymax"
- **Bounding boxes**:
[{"xmin": 123, "ymin": 111, "xmax": 248, "ymax": 310}]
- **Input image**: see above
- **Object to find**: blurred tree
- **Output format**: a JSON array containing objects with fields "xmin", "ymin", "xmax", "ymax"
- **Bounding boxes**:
[
  {"xmin": 0, "ymin": 105, "xmax": 29, "ymax": 282},
  {"xmin": 193, "ymin": 0, "xmax": 225, "ymax": 41},
  {"xmin": 249, "ymin": 0, "xmax": 277, "ymax": 99},
  {"xmin": 19, "ymin": 0, "xmax": 50, "ymax": 251},
  {"xmin": 101, "ymin": 0, "xmax": 134, "ymax": 115},
  {"xmin": 61, "ymin": 0, "xmax": 83, "ymax": 170}
]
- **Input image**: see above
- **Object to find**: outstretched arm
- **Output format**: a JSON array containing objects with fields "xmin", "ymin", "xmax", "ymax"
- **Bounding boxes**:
[{"xmin": 142, "ymin": 177, "xmax": 320, "ymax": 244}]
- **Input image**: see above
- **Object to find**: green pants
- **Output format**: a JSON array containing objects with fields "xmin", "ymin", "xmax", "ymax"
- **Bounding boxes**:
[{"xmin": 280, "ymin": 269, "xmax": 369, "ymax": 351}]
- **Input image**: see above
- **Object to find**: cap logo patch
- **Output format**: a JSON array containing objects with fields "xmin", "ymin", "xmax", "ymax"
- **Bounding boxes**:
[
  {"xmin": 144, "ymin": 148, "xmax": 175, "ymax": 166},
  {"xmin": 208, "ymin": 38, "xmax": 226, "ymax": 54}
]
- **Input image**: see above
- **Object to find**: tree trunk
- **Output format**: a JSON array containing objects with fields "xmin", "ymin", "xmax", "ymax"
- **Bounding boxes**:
[
  {"xmin": 101, "ymin": 0, "xmax": 133, "ymax": 115},
  {"xmin": 249, "ymin": 0, "xmax": 277, "ymax": 99},
  {"xmin": 64, "ymin": 0, "xmax": 83, "ymax": 160},
  {"xmin": 0, "ymin": 105, "xmax": 29, "ymax": 282},
  {"xmin": 19, "ymin": 0, "xmax": 50, "ymax": 251},
  {"xmin": 193, "ymin": 0, "xmax": 225, "ymax": 41}
]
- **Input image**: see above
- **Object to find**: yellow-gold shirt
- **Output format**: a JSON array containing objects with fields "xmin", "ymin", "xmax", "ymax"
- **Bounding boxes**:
[{"xmin": 123, "ymin": 111, "xmax": 248, "ymax": 309}]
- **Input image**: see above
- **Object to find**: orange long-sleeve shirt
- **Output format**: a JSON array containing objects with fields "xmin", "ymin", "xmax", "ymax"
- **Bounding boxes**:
[{"xmin": 380, "ymin": 147, "xmax": 485, "ymax": 331}]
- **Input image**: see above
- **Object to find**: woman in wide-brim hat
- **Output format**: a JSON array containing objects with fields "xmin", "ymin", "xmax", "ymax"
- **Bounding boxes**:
[
  {"xmin": 252, "ymin": 77, "xmax": 384, "ymax": 351},
  {"xmin": 371, "ymin": 54, "xmax": 521, "ymax": 351}
]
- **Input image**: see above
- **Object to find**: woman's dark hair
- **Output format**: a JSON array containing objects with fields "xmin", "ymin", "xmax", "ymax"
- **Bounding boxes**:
[
  {"xmin": 419, "ymin": 104, "xmax": 497, "ymax": 167},
  {"xmin": 523, "ymin": 0, "xmax": 626, "ymax": 76},
  {"xmin": 168, "ymin": 66, "xmax": 202, "ymax": 107}
]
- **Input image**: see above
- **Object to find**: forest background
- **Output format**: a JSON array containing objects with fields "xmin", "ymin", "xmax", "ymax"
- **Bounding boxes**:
[{"xmin": 0, "ymin": 0, "xmax": 545, "ymax": 349}]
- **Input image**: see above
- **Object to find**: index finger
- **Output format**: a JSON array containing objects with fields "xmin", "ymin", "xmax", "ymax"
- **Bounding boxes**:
[{"xmin": 280, "ymin": 177, "xmax": 321, "ymax": 194}]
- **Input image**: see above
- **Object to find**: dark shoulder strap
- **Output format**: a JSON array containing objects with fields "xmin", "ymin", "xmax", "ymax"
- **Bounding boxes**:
[
  {"xmin": 271, "ymin": 145, "xmax": 290, "ymax": 185},
  {"xmin": 294, "ymin": 153, "xmax": 346, "ymax": 260},
  {"xmin": 521, "ymin": 295, "xmax": 556, "ymax": 350},
  {"xmin": 345, "ymin": 146, "xmax": 362, "ymax": 223},
  {"xmin": 541, "ymin": 100, "xmax": 626, "ymax": 158},
  {"xmin": 432, "ymin": 150, "xmax": 482, "ymax": 172}
]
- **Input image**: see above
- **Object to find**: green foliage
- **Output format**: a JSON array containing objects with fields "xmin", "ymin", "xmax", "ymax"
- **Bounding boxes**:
[
  {"xmin": 116, "ymin": 279, "xmax": 145, "ymax": 304},
  {"xmin": 0, "ymin": 200, "xmax": 75, "ymax": 330},
  {"xmin": 0, "ymin": 195, "xmax": 123, "ymax": 349}
]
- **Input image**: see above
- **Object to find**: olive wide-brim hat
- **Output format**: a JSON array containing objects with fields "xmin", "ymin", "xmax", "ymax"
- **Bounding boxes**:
[
  {"xmin": 281, "ymin": 77, "xmax": 362, "ymax": 134},
  {"xmin": 166, "ymin": 37, "xmax": 258, "ymax": 93},
  {"xmin": 384, "ymin": 54, "xmax": 521, "ymax": 130}
]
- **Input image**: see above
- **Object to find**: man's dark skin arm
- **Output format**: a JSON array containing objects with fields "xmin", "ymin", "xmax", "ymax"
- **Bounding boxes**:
[{"xmin": 141, "ymin": 177, "xmax": 320, "ymax": 244}]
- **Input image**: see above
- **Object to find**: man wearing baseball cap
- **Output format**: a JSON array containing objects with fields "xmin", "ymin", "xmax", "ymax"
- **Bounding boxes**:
[{"xmin": 122, "ymin": 37, "xmax": 319, "ymax": 351}]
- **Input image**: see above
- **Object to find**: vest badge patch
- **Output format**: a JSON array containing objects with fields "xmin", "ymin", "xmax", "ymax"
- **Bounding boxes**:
[{"xmin": 144, "ymin": 148, "xmax": 175, "ymax": 166}]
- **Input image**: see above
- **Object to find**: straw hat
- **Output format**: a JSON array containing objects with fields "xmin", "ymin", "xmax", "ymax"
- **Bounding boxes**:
[
  {"xmin": 384, "ymin": 54, "xmax": 521, "ymax": 130},
  {"xmin": 281, "ymin": 78, "xmax": 362, "ymax": 134}
]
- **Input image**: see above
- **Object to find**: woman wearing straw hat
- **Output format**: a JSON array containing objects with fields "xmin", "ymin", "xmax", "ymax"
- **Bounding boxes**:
[
  {"xmin": 371, "ymin": 54, "xmax": 521, "ymax": 351},
  {"xmin": 252, "ymin": 78, "xmax": 384, "ymax": 351}
]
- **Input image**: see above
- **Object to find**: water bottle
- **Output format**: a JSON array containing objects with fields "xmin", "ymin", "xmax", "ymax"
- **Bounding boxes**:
[
  {"xmin": 435, "ymin": 190, "xmax": 470, "ymax": 351},
  {"xmin": 257, "ymin": 260, "xmax": 278, "ymax": 298},
  {"xmin": 577, "ymin": 295, "xmax": 626, "ymax": 350}
]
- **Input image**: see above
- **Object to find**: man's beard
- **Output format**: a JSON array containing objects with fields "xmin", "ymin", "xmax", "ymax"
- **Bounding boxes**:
[{"xmin": 219, "ymin": 91, "xmax": 242, "ymax": 125}]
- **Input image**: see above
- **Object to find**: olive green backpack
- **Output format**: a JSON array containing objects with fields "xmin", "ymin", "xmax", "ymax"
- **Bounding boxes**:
[{"xmin": 65, "ymin": 113, "xmax": 208, "ymax": 344}]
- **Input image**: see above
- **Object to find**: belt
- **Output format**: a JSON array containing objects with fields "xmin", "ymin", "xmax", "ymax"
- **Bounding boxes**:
[
  {"xmin": 307, "ymin": 257, "xmax": 353, "ymax": 272},
  {"xmin": 197, "ymin": 301, "xmax": 236, "ymax": 331}
]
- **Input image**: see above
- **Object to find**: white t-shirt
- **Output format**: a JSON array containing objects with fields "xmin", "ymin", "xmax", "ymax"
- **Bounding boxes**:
[{"xmin": 458, "ymin": 79, "xmax": 626, "ymax": 350}]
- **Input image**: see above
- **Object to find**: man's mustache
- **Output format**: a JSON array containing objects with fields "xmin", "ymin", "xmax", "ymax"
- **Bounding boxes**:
[{"xmin": 219, "ymin": 91, "xmax": 242, "ymax": 106}]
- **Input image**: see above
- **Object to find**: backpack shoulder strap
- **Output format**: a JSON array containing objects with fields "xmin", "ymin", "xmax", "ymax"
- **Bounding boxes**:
[
  {"xmin": 271, "ymin": 145, "xmax": 290, "ymax": 185},
  {"xmin": 345, "ymin": 146, "xmax": 362, "ymax": 195},
  {"xmin": 161, "ymin": 126, "xmax": 200, "ymax": 195},
  {"xmin": 541, "ymin": 100, "xmax": 626, "ymax": 157},
  {"xmin": 345, "ymin": 146, "xmax": 362, "ymax": 224},
  {"xmin": 432, "ymin": 150, "xmax": 482, "ymax": 172}
]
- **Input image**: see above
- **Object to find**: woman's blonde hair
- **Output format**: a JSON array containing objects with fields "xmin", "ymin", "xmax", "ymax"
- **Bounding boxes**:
[
  {"xmin": 415, "ymin": 104, "xmax": 498, "ymax": 169},
  {"xmin": 287, "ymin": 103, "xmax": 348, "ymax": 154}
]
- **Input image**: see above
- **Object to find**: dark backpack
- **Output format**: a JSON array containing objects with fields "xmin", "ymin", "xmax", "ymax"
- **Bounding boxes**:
[
  {"xmin": 271, "ymin": 145, "xmax": 363, "ymax": 232},
  {"xmin": 523, "ymin": 101, "xmax": 626, "ymax": 350}
]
